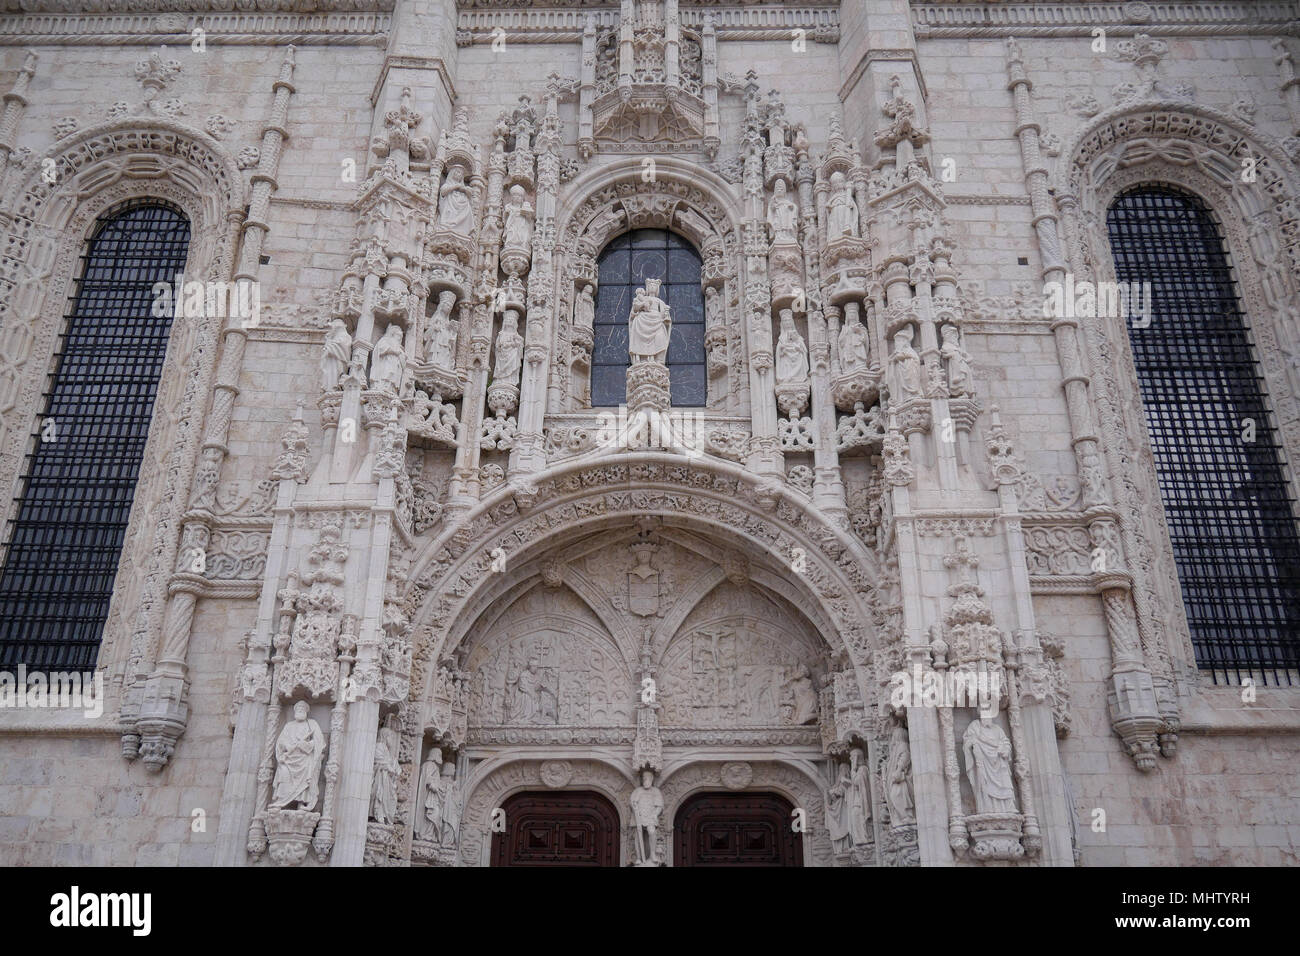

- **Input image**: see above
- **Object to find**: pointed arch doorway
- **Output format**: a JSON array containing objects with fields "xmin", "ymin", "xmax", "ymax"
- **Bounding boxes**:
[{"xmin": 673, "ymin": 791, "xmax": 803, "ymax": 867}]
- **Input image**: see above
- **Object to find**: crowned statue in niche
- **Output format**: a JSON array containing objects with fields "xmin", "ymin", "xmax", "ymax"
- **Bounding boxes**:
[
  {"xmin": 775, "ymin": 309, "xmax": 809, "ymax": 388},
  {"xmin": 628, "ymin": 279, "xmax": 672, "ymax": 365},
  {"xmin": 493, "ymin": 308, "xmax": 524, "ymax": 385}
]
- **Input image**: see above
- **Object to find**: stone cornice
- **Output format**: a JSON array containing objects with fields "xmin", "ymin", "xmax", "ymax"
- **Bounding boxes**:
[
  {"xmin": 0, "ymin": 0, "xmax": 391, "ymax": 11},
  {"xmin": 0, "ymin": 10, "xmax": 390, "ymax": 44},
  {"xmin": 913, "ymin": 1, "xmax": 1298, "ymax": 38},
  {"xmin": 456, "ymin": 3, "xmax": 839, "ymax": 44}
]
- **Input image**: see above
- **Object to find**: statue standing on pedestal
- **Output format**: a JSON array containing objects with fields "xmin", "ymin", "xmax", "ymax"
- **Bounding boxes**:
[
  {"xmin": 891, "ymin": 327, "xmax": 922, "ymax": 398},
  {"xmin": 415, "ymin": 749, "xmax": 444, "ymax": 842},
  {"xmin": 493, "ymin": 309, "xmax": 524, "ymax": 384},
  {"xmin": 369, "ymin": 723, "xmax": 400, "ymax": 824},
  {"xmin": 439, "ymin": 763, "xmax": 462, "ymax": 848},
  {"xmin": 838, "ymin": 315, "xmax": 869, "ymax": 374},
  {"xmin": 628, "ymin": 280, "xmax": 672, "ymax": 365},
  {"xmin": 321, "ymin": 319, "xmax": 351, "ymax": 391},
  {"xmin": 503, "ymin": 185, "xmax": 534, "ymax": 248},
  {"xmin": 827, "ymin": 171, "xmax": 859, "ymax": 238},
  {"xmin": 630, "ymin": 770, "xmax": 664, "ymax": 865},
  {"xmin": 270, "ymin": 701, "xmax": 324, "ymax": 811},
  {"xmin": 573, "ymin": 284, "xmax": 595, "ymax": 334},
  {"xmin": 767, "ymin": 179, "xmax": 799, "ymax": 245},
  {"xmin": 437, "ymin": 163, "xmax": 475, "ymax": 234},
  {"xmin": 886, "ymin": 725, "xmax": 915, "ymax": 824},
  {"xmin": 941, "ymin": 324, "xmax": 975, "ymax": 397},
  {"xmin": 370, "ymin": 324, "xmax": 406, "ymax": 392},
  {"xmin": 963, "ymin": 715, "xmax": 1018, "ymax": 814},
  {"xmin": 425, "ymin": 291, "xmax": 458, "ymax": 368},
  {"xmin": 775, "ymin": 310, "xmax": 809, "ymax": 387}
]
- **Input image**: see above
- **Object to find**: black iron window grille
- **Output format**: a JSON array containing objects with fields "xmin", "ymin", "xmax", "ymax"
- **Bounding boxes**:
[
  {"xmin": 0, "ymin": 203, "xmax": 191, "ymax": 672},
  {"xmin": 1107, "ymin": 185, "xmax": 1300, "ymax": 682},
  {"xmin": 591, "ymin": 229, "xmax": 706, "ymax": 407}
]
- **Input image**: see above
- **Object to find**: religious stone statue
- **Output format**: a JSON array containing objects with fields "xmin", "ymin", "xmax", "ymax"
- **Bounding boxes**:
[
  {"xmin": 886, "ymin": 725, "xmax": 915, "ymax": 824},
  {"xmin": 439, "ymin": 762, "xmax": 462, "ymax": 847},
  {"xmin": 573, "ymin": 283, "xmax": 595, "ymax": 334},
  {"xmin": 838, "ymin": 314, "xmax": 870, "ymax": 374},
  {"xmin": 786, "ymin": 664, "xmax": 818, "ymax": 725},
  {"xmin": 766, "ymin": 178, "xmax": 799, "ymax": 245},
  {"xmin": 370, "ymin": 324, "xmax": 406, "ymax": 392},
  {"xmin": 827, "ymin": 171, "xmax": 859, "ymax": 239},
  {"xmin": 437, "ymin": 163, "xmax": 474, "ymax": 234},
  {"xmin": 321, "ymin": 319, "xmax": 351, "ymax": 391},
  {"xmin": 425, "ymin": 290, "xmax": 458, "ymax": 368},
  {"xmin": 847, "ymin": 747, "xmax": 872, "ymax": 846},
  {"xmin": 940, "ymin": 324, "xmax": 975, "ymax": 396},
  {"xmin": 270, "ymin": 701, "xmax": 324, "ymax": 811},
  {"xmin": 775, "ymin": 309, "xmax": 809, "ymax": 386},
  {"xmin": 492, "ymin": 308, "xmax": 524, "ymax": 384},
  {"xmin": 369, "ymin": 723, "xmax": 400, "ymax": 824},
  {"xmin": 826, "ymin": 762, "xmax": 853, "ymax": 855},
  {"xmin": 629, "ymin": 770, "xmax": 664, "ymax": 865},
  {"xmin": 891, "ymin": 326, "xmax": 922, "ymax": 398},
  {"xmin": 704, "ymin": 284, "xmax": 721, "ymax": 327},
  {"xmin": 415, "ymin": 749, "xmax": 444, "ymax": 842},
  {"xmin": 503, "ymin": 184, "xmax": 534, "ymax": 248},
  {"xmin": 962, "ymin": 714, "xmax": 1018, "ymax": 814},
  {"xmin": 628, "ymin": 279, "xmax": 672, "ymax": 365}
]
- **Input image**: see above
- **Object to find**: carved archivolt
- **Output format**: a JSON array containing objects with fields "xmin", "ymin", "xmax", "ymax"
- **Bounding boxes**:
[
  {"xmin": 0, "ymin": 118, "xmax": 243, "ymax": 686},
  {"xmin": 658, "ymin": 759, "xmax": 831, "ymax": 867},
  {"xmin": 457, "ymin": 757, "xmax": 635, "ymax": 866},
  {"xmin": 1055, "ymin": 102, "xmax": 1300, "ymax": 682}
]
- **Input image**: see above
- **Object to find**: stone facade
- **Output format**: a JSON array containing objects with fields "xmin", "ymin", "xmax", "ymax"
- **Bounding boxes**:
[{"xmin": 0, "ymin": 0, "xmax": 1298, "ymax": 866}]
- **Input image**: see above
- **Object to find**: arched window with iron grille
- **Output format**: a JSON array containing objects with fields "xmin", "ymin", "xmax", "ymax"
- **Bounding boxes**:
[
  {"xmin": 0, "ymin": 202, "xmax": 191, "ymax": 671},
  {"xmin": 591, "ymin": 229, "xmax": 706, "ymax": 407},
  {"xmin": 1106, "ymin": 185, "xmax": 1300, "ymax": 680}
]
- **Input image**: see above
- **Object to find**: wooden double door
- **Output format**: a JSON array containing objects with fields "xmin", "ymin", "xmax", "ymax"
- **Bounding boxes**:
[{"xmin": 491, "ymin": 789, "xmax": 801, "ymax": 867}]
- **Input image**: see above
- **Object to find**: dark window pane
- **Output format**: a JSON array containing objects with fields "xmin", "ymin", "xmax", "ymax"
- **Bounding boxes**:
[
  {"xmin": 630, "ymin": 229, "xmax": 667, "ymax": 249},
  {"xmin": 0, "ymin": 203, "xmax": 191, "ymax": 672},
  {"xmin": 593, "ymin": 323, "xmax": 630, "ymax": 365},
  {"xmin": 598, "ymin": 249, "xmax": 629, "ymax": 286},
  {"xmin": 669, "ymin": 363, "xmax": 707, "ymax": 407},
  {"xmin": 591, "ymin": 364, "xmax": 628, "ymax": 408},
  {"xmin": 668, "ymin": 247, "xmax": 702, "ymax": 284},
  {"xmin": 666, "ymin": 284, "xmax": 703, "ymax": 324},
  {"xmin": 1107, "ymin": 186, "xmax": 1300, "ymax": 680},
  {"xmin": 667, "ymin": 323, "xmax": 705, "ymax": 364},
  {"xmin": 630, "ymin": 249, "xmax": 667, "ymax": 285}
]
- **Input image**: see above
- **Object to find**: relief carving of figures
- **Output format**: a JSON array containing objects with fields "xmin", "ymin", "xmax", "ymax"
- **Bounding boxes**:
[
  {"xmin": 370, "ymin": 324, "xmax": 406, "ymax": 392},
  {"xmin": 424, "ymin": 291, "xmax": 458, "ymax": 369},
  {"xmin": 628, "ymin": 279, "xmax": 672, "ymax": 365},
  {"xmin": 826, "ymin": 762, "xmax": 853, "ymax": 855},
  {"xmin": 962, "ymin": 715, "xmax": 1017, "ymax": 814},
  {"xmin": 767, "ymin": 178, "xmax": 799, "ymax": 245},
  {"xmin": 321, "ymin": 319, "xmax": 351, "ymax": 391},
  {"xmin": 827, "ymin": 171, "xmax": 859, "ymax": 239},
  {"xmin": 505, "ymin": 654, "xmax": 558, "ymax": 724},
  {"xmin": 940, "ymin": 324, "xmax": 975, "ymax": 397},
  {"xmin": 437, "ymin": 163, "xmax": 475, "ymax": 234},
  {"xmin": 885, "ymin": 725, "xmax": 915, "ymax": 824},
  {"xmin": 270, "ymin": 701, "xmax": 324, "ymax": 811},
  {"xmin": 415, "ymin": 749, "xmax": 444, "ymax": 842},
  {"xmin": 775, "ymin": 310, "xmax": 809, "ymax": 387},
  {"xmin": 503, "ymin": 185, "xmax": 534, "ymax": 249},
  {"xmin": 573, "ymin": 283, "xmax": 595, "ymax": 335},
  {"xmin": 660, "ymin": 628, "xmax": 817, "ymax": 728},
  {"xmin": 890, "ymin": 327, "xmax": 922, "ymax": 399},
  {"xmin": 369, "ymin": 723, "xmax": 400, "ymax": 824},
  {"xmin": 493, "ymin": 308, "xmax": 524, "ymax": 384},
  {"xmin": 838, "ymin": 313, "xmax": 870, "ymax": 374},
  {"xmin": 439, "ymin": 763, "xmax": 462, "ymax": 848},
  {"xmin": 630, "ymin": 770, "xmax": 664, "ymax": 866},
  {"xmin": 786, "ymin": 664, "xmax": 818, "ymax": 725}
]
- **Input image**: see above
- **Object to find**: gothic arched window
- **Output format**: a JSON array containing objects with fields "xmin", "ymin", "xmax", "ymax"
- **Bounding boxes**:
[
  {"xmin": 1107, "ymin": 185, "xmax": 1300, "ymax": 676},
  {"xmin": 591, "ymin": 229, "xmax": 706, "ymax": 407},
  {"xmin": 0, "ymin": 203, "xmax": 191, "ymax": 671}
]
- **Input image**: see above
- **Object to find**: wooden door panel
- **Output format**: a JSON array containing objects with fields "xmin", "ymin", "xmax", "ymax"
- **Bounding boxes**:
[
  {"xmin": 674, "ymin": 791, "xmax": 802, "ymax": 867},
  {"xmin": 491, "ymin": 790, "xmax": 620, "ymax": 867}
]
